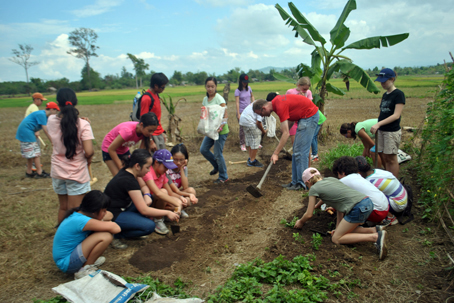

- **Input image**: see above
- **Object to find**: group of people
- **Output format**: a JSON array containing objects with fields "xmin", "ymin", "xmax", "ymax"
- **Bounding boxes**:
[{"xmin": 15, "ymin": 67, "xmax": 406, "ymax": 279}]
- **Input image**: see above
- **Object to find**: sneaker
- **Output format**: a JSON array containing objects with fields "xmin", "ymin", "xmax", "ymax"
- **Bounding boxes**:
[
  {"xmin": 74, "ymin": 265, "xmax": 99, "ymax": 280},
  {"xmin": 287, "ymin": 183, "xmax": 304, "ymax": 191},
  {"xmin": 375, "ymin": 230, "xmax": 388, "ymax": 260},
  {"xmin": 258, "ymin": 145, "xmax": 263, "ymax": 149},
  {"xmin": 111, "ymin": 239, "xmax": 128, "ymax": 249},
  {"xmin": 214, "ymin": 178, "xmax": 229, "ymax": 184},
  {"xmin": 240, "ymin": 144, "xmax": 247, "ymax": 152},
  {"xmin": 154, "ymin": 218, "xmax": 169, "ymax": 235},
  {"xmin": 281, "ymin": 182, "xmax": 293, "ymax": 188},
  {"xmin": 247, "ymin": 159, "xmax": 264, "ymax": 167},
  {"xmin": 25, "ymin": 171, "xmax": 36, "ymax": 178},
  {"xmin": 209, "ymin": 169, "xmax": 219, "ymax": 175},
  {"xmin": 180, "ymin": 209, "xmax": 189, "ymax": 218},
  {"xmin": 381, "ymin": 216, "xmax": 398, "ymax": 226},
  {"xmin": 94, "ymin": 256, "xmax": 106, "ymax": 267},
  {"xmin": 35, "ymin": 171, "xmax": 50, "ymax": 178},
  {"xmin": 311, "ymin": 154, "xmax": 319, "ymax": 161}
]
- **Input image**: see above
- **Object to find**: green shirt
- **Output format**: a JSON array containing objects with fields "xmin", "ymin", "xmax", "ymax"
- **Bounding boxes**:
[
  {"xmin": 318, "ymin": 110, "xmax": 326, "ymax": 125},
  {"xmin": 309, "ymin": 177, "xmax": 366, "ymax": 214},
  {"xmin": 202, "ymin": 93, "xmax": 229, "ymax": 135},
  {"xmin": 355, "ymin": 119, "xmax": 378, "ymax": 138}
]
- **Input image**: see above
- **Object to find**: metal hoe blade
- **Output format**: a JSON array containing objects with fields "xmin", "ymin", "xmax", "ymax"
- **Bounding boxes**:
[{"xmin": 246, "ymin": 162, "xmax": 273, "ymax": 198}]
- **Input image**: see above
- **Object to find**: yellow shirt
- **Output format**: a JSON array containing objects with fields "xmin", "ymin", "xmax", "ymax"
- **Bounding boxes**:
[{"xmin": 25, "ymin": 104, "xmax": 39, "ymax": 117}]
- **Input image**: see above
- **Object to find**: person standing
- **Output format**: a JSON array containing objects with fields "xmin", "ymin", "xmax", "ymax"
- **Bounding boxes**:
[
  {"xmin": 253, "ymin": 95, "xmax": 319, "ymax": 190},
  {"xmin": 235, "ymin": 73, "xmax": 254, "ymax": 152},
  {"xmin": 25, "ymin": 92, "xmax": 47, "ymax": 117},
  {"xmin": 140, "ymin": 72, "xmax": 169, "ymax": 151}
]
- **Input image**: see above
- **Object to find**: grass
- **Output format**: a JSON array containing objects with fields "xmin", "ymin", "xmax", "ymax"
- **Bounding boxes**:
[{"xmin": 0, "ymin": 76, "xmax": 444, "ymax": 108}]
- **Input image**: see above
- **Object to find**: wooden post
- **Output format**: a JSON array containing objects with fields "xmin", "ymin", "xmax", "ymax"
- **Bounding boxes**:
[{"xmin": 223, "ymin": 83, "xmax": 230, "ymax": 105}]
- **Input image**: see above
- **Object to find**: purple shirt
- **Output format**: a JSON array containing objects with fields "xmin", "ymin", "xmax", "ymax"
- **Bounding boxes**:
[{"xmin": 235, "ymin": 87, "xmax": 253, "ymax": 113}]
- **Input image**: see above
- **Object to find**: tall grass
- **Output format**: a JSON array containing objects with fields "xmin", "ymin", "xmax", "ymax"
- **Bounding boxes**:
[
  {"xmin": 319, "ymin": 143, "xmax": 372, "ymax": 171},
  {"xmin": 1, "ymin": 76, "xmax": 443, "ymax": 108}
]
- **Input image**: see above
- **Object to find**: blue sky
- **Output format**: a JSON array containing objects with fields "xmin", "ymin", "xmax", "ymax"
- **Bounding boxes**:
[{"xmin": 1, "ymin": 0, "xmax": 453, "ymax": 82}]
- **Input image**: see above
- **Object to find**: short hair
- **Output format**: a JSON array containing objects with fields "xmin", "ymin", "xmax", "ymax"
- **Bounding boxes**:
[
  {"xmin": 253, "ymin": 99, "xmax": 268, "ymax": 112},
  {"xmin": 332, "ymin": 156, "xmax": 359, "ymax": 177},
  {"xmin": 297, "ymin": 77, "xmax": 311, "ymax": 86},
  {"xmin": 355, "ymin": 156, "xmax": 371, "ymax": 173},
  {"xmin": 150, "ymin": 72, "xmax": 169, "ymax": 88},
  {"xmin": 266, "ymin": 92, "xmax": 279, "ymax": 101}
]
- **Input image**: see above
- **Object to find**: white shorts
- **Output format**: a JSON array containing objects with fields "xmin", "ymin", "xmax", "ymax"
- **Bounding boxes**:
[{"xmin": 52, "ymin": 178, "xmax": 91, "ymax": 196}]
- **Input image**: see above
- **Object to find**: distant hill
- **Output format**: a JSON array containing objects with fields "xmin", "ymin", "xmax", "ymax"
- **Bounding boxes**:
[{"xmin": 257, "ymin": 66, "xmax": 292, "ymax": 73}]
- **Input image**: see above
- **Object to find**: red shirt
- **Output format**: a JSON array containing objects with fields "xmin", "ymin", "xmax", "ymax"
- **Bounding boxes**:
[
  {"xmin": 140, "ymin": 88, "xmax": 164, "ymax": 136},
  {"xmin": 272, "ymin": 94, "xmax": 318, "ymax": 122}
]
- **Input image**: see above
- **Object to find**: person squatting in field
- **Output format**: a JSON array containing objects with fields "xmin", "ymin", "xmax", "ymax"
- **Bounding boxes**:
[
  {"xmin": 294, "ymin": 168, "xmax": 388, "ymax": 260},
  {"xmin": 104, "ymin": 149, "xmax": 179, "ymax": 249},
  {"xmin": 101, "ymin": 112, "xmax": 159, "ymax": 176},
  {"xmin": 254, "ymin": 94, "xmax": 319, "ymax": 191}
]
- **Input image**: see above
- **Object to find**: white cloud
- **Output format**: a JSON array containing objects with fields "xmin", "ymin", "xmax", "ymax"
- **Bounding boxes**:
[
  {"xmin": 195, "ymin": 0, "xmax": 253, "ymax": 7},
  {"xmin": 71, "ymin": 0, "xmax": 124, "ymax": 18}
]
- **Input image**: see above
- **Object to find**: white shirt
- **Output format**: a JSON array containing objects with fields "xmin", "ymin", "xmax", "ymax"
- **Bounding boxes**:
[
  {"xmin": 339, "ymin": 173, "xmax": 389, "ymax": 211},
  {"xmin": 239, "ymin": 103, "xmax": 262, "ymax": 128}
]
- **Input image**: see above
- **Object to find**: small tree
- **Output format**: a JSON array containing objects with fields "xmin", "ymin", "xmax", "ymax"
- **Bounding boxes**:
[
  {"xmin": 9, "ymin": 44, "xmax": 40, "ymax": 84},
  {"xmin": 67, "ymin": 28, "xmax": 99, "ymax": 91},
  {"xmin": 161, "ymin": 95, "xmax": 187, "ymax": 143},
  {"xmin": 127, "ymin": 53, "xmax": 150, "ymax": 89},
  {"xmin": 275, "ymin": 0, "xmax": 409, "ymax": 113}
]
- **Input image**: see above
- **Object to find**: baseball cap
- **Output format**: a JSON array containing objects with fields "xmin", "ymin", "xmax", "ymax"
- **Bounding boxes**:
[
  {"xmin": 45, "ymin": 102, "xmax": 60, "ymax": 111},
  {"xmin": 239, "ymin": 73, "xmax": 249, "ymax": 83},
  {"xmin": 374, "ymin": 68, "xmax": 396, "ymax": 83},
  {"xmin": 32, "ymin": 92, "xmax": 47, "ymax": 101},
  {"xmin": 153, "ymin": 149, "xmax": 178, "ymax": 170},
  {"xmin": 355, "ymin": 156, "xmax": 371, "ymax": 173},
  {"xmin": 302, "ymin": 167, "xmax": 321, "ymax": 183}
]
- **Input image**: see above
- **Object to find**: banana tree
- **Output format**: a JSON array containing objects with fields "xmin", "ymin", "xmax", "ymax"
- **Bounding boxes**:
[
  {"xmin": 161, "ymin": 95, "xmax": 186, "ymax": 143},
  {"xmin": 275, "ymin": 0, "xmax": 409, "ymax": 113}
]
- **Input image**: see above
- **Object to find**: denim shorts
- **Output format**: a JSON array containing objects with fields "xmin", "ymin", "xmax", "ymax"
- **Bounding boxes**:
[
  {"xmin": 52, "ymin": 178, "xmax": 91, "ymax": 196},
  {"xmin": 66, "ymin": 243, "xmax": 86, "ymax": 274},
  {"xmin": 344, "ymin": 197, "xmax": 373, "ymax": 224},
  {"xmin": 102, "ymin": 150, "xmax": 131, "ymax": 162}
]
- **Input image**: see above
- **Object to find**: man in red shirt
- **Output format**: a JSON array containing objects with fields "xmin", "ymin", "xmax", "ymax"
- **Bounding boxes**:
[
  {"xmin": 253, "ymin": 94, "xmax": 319, "ymax": 190},
  {"xmin": 140, "ymin": 73, "xmax": 169, "ymax": 151}
]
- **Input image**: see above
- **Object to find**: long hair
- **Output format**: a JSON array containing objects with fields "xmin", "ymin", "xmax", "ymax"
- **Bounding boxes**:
[
  {"xmin": 56, "ymin": 88, "xmax": 80, "ymax": 159},
  {"xmin": 205, "ymin": 76, "xmax": 217, "ymax": 98},
  {"xmin": 237, "ymin": 74, "xmax": 249, "ymax": 91},
  {"xmin": 339, "ymin": 122, "xmax": 358, "ymax": 139},
  {"xmin": 171, "ymin": 143, "xmax": 189, "ymax": 162},
  {"xmin": 58, "ymin": 190, "xmax": 111, "ymax": 227},
  {"xmin": 139, "ymin": 112, "xmax": 159, "ymax": 151},
  {"xmin": 122, "ymin": 149, "xmax": 152, "ymax": 169}
]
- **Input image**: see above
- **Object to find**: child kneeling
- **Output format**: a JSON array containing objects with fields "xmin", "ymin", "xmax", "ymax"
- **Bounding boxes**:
[
  {"xmin": 294, "ymin": 168, "xmax": 388, "ymax": 260},
  {"xmin": 53, "ymin": 190, "xmax": 121, "ymax": 279}
]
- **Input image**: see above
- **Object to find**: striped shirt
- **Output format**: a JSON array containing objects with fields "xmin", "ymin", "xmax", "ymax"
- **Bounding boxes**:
[{"xmin": 366, "ymin": 169, "xmax": 407, "ymax": 211}]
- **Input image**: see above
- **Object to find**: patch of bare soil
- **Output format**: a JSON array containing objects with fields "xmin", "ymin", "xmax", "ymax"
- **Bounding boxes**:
[{"xmin": 1, "ymin": 96, "xmax": 453, "ymax": 302}]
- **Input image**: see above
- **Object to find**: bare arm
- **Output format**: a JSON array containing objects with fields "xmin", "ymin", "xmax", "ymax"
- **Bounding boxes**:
[
  {"xmin": 272, "ymin": 120, "xmax": 290, "ymax": 164},
  {"xmin": 129, "ymin": 190, "xmax": 180, "ymax": 221},
  {"xmin": 82, "ymin": 140, "xmax": 94, "ymax": 161},
  {"xmin": 41, "ymin": 125, "xmax": 52, "ymax": 145},
  {"xmin": 294, "ymin": 196, "xmax": 317, "ymax": 229},
  {"xmin": 357, "ymin": 129, "xmax": 375, "ymax": 157},
  {"xmin": 250, "ymin": 91, "xmax": 255, "ymax": 103},
  {"xmin": 256, "ymin": 121, "xmax": 266, "ymax": 134},
  {"xmin": 108, "ymin": 135, "xmax": 126, "ymax": 170},
  {"xmin": 180, "ymin": 165, "xmax": 189, "ymax": 190},
  {"xmin": 370, "ymin": 104, "xmax": 404, "ymax": 134},
  {"xmin": 83, "ymin": 219, "xmax": 121, "ymax": 234},
  {"xmin": 145, "ymin": 179, "xmax": 182, "ymax": 209}
]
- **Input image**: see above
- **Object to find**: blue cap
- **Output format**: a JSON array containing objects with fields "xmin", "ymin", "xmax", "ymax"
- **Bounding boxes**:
[
  {"xmin": 375, "ymin": 68, "xmax": 396, "ymax": 83},
  {"xmin": 153, "ymin": 149, "xmax": 178, "ymax": 170}
]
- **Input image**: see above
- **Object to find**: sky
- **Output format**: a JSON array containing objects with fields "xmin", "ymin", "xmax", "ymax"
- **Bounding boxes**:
[{"xmin": 1, "ymin": 0, "xmax": 453, "ymax": 82}]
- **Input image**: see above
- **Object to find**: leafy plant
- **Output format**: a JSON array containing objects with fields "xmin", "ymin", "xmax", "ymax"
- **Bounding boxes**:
[
  {"xmin": 312, "ymin": 233, "xmax": 323, "ymax": 250},
  {"xmin": 280, "ymin": 216, "xmax": 299, "ymax": 228},
  {"xmin": 160, "ymin": 95, "xmax": 186, "ymax": 142},
  {"xmin": 319, "ymin": 143, "xmax": 371, "ymax": 171},
  {"xmin": 274, "ymin": 0, "xmax": 409, "ymax": 112},
  {"xmin": 293, "ymin": 232, "xmax": 305, "ymax": 244}
]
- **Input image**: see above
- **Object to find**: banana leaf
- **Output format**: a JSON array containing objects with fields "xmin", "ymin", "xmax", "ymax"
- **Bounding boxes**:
[
  {"xmin": 342, "ymin": 33, "xmax": 409, "ymax": 50},
  {"xmin": 330, "ymin": 0, "xmax": 356, "ymax": 47},
  {"xmin": 326, "ymin": 83, "xmax": 346, "ymax": 96},
  {"xmin": 334, "ymin": 60, "xmax": 380, "ymax": 94},
  {"xmin": 271, "ymin": 72, "xmax": 296, "ymax": 84}
]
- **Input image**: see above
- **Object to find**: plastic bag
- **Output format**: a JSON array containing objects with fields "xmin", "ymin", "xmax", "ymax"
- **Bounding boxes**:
[
  {"xmin": 197, "ymin": 105, "xmax": 226, "ymax": 140},
  {"xmin": 263, "ymin": 115, "xmax": 276, "ymax": 137}
]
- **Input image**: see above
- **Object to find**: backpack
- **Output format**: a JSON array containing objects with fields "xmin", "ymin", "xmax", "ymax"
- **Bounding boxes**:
[
  {"xmin": 130, "ymin": 90, "xmax": 155, "ymax": 121},
  {"xmin": 396, "ymin": 178, "xmax": 414, "ymax": 225}
]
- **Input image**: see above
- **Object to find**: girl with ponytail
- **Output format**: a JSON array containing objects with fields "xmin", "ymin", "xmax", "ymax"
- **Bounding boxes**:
[
  {"xmin": 48, "ymin": 88, "xmax": 95, "ymax": 223},
  {"xmin": 53, "ymin": 190, "xmax": 121, "ymax": 279}
]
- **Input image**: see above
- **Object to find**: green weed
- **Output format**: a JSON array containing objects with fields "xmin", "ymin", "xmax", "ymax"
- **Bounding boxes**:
[
  {"xmin": 280, "ymin": 216, "xmax": 299, "ymax": 228},
  {"xmin": 312, "ymin": 233, "xmax": 323, "ymax": 250}
]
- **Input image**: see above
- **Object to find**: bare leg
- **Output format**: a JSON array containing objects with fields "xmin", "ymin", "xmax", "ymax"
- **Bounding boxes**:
[
  {"xmin": 181, "ymin": 187, "xmax": 196, "ymax": 196},
  {"xmin": 68, "ymin": 194, "xmax": 85, "ymax": 210},
  {"xmin": 370, "ymin": 151, "xmax": 383, "ymax": 169},
  {"xmin": 382, "ymin": 153, "xmax": 399, "ymax": 178},
  {"xmin": 26, "ymin": 158, "xmax": 34, "ymax": 174},
  {"xmin": 34, "ymin": 156, "xmax": 43, "ymax": 175},
  {"xmin": 58, "ymin": 195, "xmax": 69, "ymax": 223},
  {"xmin": 105, "ymin": 160, "xmax": 119, "ymax": 176},
  {"xmin": 250, "ymin": 149, "xmax": 258, "ymax": 162},
  {"xmin": 332, "ymin": 219, "xmax": 378, "ymax": 245},
  {"xmin": 81, "ymin": 232, "xmax": 113, "ymax": 265}
]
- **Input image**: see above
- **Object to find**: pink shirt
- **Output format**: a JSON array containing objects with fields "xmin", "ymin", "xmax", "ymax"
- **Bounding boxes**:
[
  {"xmin": 101, "ymin": 122, "xmax": 142, "ymax": 155},
  {"xmin": 143, "ymin": 166, "xmax": 168, "ymax": 194},
  {"xmin": 286, "ymin": 88, "xmax": 313, "ymax": 100},
  {"xmin": 48, "ymin": 116, "xmax": 94, "ymax": 183}
]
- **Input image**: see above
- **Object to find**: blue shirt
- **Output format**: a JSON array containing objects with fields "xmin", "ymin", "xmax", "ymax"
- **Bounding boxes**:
[
  {"xmin": 15, "ymin": 110, "xmax": 48, "ymax": 142},
  {"xmin": 53, "ymin": 212, "xmax": 92, "ymax": 272}
]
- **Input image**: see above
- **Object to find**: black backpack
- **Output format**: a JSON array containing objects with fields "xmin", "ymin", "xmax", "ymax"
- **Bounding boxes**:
[
  {"xmin": 130, "ymin": 90, "xmax": 155, "ymax": 121},
  {"xmin": 396, "ymin": 178, "xmax": 414, "ymax": 225}
]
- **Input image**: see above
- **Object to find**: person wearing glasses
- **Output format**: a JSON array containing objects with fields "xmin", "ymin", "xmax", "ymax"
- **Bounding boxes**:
[
  {"xmin": 339, "ymin": 119, "xmax": 382, "ymax": 168},
  {"xmin": 140, "ymin": 72, "xmax": 169, "ymax": 151},
  {"xmin": 370, "ymin": 69, "xmax": 405, "ymax": 178}
]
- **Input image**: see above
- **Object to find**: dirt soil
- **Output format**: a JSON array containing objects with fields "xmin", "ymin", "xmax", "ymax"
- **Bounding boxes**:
[{"xmin": 1, "ymin": 95, "xmax": 453, "ymax": 302}]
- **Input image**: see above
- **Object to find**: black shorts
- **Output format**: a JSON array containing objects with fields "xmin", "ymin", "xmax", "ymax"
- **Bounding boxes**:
[{"xmin": 102, "ymin": 150, "xmax": 131, "ymax": 162}]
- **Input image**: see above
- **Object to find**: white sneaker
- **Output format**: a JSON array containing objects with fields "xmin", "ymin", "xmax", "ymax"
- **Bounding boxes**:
[
  {"xmin": 154, "ymin": 218, "xmax": 169, "ymax": 235},
  {"xmin": 180, "ymin": 209, "xmax": 189, "ymax": 218},
  {"xmin": 111, "ymin": 239, "xmax": 128, "ymax": 249},
  {"xmin": 94, "ymin": 256, "xmax": 105, "ymax": 267},
  {"xmin": 74, "ymin": 265, "xmax": 99, "ymax": 280}
]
